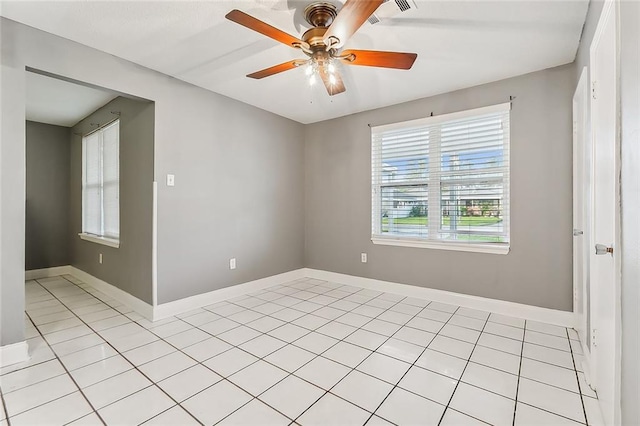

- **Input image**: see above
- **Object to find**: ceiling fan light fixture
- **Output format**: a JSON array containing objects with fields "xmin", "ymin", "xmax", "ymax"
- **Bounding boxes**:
[
  {"xmin": 329, "ymin": 74, "xmax": 337, "ymax": 85},
  {"xmin": 309, "ymin": 74, "xmax": 317, "ymax": 86}
]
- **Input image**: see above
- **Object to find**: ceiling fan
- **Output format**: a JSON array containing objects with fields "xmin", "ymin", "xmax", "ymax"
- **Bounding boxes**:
[{"xmin": 225, "ymin": 0, "xmax": 418, "ymax": 96}]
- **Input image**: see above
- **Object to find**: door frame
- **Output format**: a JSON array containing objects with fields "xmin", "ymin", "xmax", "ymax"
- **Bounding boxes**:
[
  {"xmin": 588, "ymin": 0, "xmax": 622, "ymax": 423},
  {"xmin": 572, "ymin": 66, "xmax": 591, "ymax": 364}
]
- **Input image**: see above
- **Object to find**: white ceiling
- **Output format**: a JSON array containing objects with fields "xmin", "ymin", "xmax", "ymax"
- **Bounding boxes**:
[
  {"xmin": 4, "ymin": 1, "xmax": 589, "ymax": 124},
  {"xmin": 26, "ymin": 71, "xmax": 118, "ymax": 127}
]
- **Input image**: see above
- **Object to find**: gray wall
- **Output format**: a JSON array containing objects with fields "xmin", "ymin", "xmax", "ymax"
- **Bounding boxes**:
[
  {"xmin": 25, "ymin": 121, "xmax": 71, "ymax": 270},
  {"xmin": 70, "ymin": 97, "xmax": 155, "ymax": 304},
  {"xmin": 305, "ymin": 64, "xmax": 575, "ymax": 311},
  {"xmin": 0, "ymin": 17, "xmax": 305, "ymax": 346}
]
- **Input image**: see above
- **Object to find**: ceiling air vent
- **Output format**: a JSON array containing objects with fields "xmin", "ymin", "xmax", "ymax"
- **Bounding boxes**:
[{"xmin": 368, "ymin": 0, "xmax": 417, "ymax": 25}]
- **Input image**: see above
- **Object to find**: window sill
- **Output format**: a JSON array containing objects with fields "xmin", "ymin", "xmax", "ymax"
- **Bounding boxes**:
[
  {"xmin": 371, "ymin": 236, "xmax": 509, "ymax": 255},
  {"xmin": 78, "ymin": 233, "xmax": 120, "ymax": 248}
]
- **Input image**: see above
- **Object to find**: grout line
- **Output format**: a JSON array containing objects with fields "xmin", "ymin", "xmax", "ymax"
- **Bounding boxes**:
[
  {"xmin": 568, "ymin": 328, "xmax": 590, "ymax": 425},
  {"xmin": 511, "ymin": 319, "xmax": 527, "ymax": 425}
]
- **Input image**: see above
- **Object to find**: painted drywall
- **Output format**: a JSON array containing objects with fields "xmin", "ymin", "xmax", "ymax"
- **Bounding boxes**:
[
  {"xmin": 305, "ymin": 64, "xmax": 575, "ymax": 311},
  {"xmin": 69, "ymin": 97, "xmax": 155, "ymax": 304},
  {"xmin": 25, "ymin": 121, "xmax": 71, "ymax": 270},
  {"xmin": 0, "ymin": 17, "xmax": 305, "ymax": 346}
]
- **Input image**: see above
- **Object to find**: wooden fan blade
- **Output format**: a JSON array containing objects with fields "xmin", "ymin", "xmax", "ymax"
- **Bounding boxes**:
[
  {"xmin": 340, "ymin": 50, "xmax": 417, "ymax": 69},
  {"xmin": 323, "ymin": 0, "xmax": 384, "ymax": 49},
  {"xmin": 318, "ymin": 68, "xmax": 346, "ymax": 96},
  {"xmin": 226, "ymin": 9, "xmax": 306, "ymax": 49},
  {"xmin": 247, "ymin": 60, "xmax": 303, "ymax": 79}
]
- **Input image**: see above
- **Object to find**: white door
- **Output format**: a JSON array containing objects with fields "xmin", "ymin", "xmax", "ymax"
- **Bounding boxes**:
[
  {"xmin": 572, "ymin": 67, "xmax": 591, "ymax": 357},
  {"xmin": 589, "ymin": 1, "xmax": 621, "ymax": 424}
]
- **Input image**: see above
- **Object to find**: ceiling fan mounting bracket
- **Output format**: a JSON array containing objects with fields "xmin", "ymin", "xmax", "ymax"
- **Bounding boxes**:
[{"xmin": 304, "ymin": 2, "xmax": 338, "ymax": 27}]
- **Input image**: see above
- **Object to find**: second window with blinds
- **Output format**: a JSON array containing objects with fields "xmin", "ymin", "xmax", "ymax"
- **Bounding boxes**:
[
  {"xmin": 371, "ymin": 103, "xmax": 510, "ymax": 254},
  {"xmin": 79, "ymin": 119, "xmax": 120, "ymax": 248}
]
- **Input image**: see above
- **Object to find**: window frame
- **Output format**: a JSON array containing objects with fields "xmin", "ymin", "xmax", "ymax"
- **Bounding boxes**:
[
  {"xmin": 371, "ymin": 103, "xmax": 510, "ymax": 255},
  {"xmin": 79, "ymin": 119, "xmax": 120, "ymax": 248}
]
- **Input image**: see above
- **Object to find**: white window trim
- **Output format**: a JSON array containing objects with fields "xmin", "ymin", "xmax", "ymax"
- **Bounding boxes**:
[
  {"xmin": 371, "ymin": 103, "xmax": 511, "ymax": 254},
  {"xmin": 78, "ymin": 232, "xmax": 120, "ymax": 248}
]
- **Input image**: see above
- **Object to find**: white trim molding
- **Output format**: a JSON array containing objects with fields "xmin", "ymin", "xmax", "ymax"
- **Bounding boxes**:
[
  {"xmin": 0, "ymin": 341, "xmax": 30, "ymax": 367},
  {"xmin": 25, "ymin": 265, "xmax": 73, "ymax": 281},
  {"xmin": 152, "ymin": 269, "xmax": 307, "ymax": 321},
  {"xmin": 78, "ymin": 233, "xmax": 120, "ymax": 248},
  {"xmin": 371, "ymin": 237, "xmax": 510, "ymax": 255},
  {"xmin": 68, "ymin": 267, "xmax": 154, "ymax": 321},
  {"xmin": 304, "ymin": 268, "xmax": 575, "ymax": 327}
]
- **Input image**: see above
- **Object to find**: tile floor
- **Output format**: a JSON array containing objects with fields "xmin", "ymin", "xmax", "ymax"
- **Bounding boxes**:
[{"xmin": 0, "ymin": 275, "xmax": 604, "ymax": 426}]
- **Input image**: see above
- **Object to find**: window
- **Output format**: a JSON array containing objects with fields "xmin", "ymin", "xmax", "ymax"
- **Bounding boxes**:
[
  {"xmin": 80, "ymin": 120, "xmax": 120, "ymax": 248},
  {"xmin": 371, "ymin": 103, "xmax": 510, "ymax": 254}
]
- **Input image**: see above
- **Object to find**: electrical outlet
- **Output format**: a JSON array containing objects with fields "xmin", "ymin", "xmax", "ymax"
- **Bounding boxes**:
[
  {"xmin": 229, "ymin": 258, "xmax": 236, "ymax": 270},
  {"xmin": 166, "ymin": 174, "xmax": 175, "ymax": 187},
  {"xmin": 361, "ymin": 253, "xmax": 367, "ymax": 263},
  {"xmin": 99, "ymin": 253, "xmax": 103, "ymax": 264}
]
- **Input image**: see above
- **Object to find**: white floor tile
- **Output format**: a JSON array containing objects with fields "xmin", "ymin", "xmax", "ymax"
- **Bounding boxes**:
[
  {"xmin": 247, "ymin": 315, "xmax": 286, "ymax": 333},
  {"xmin": 344, "ymin": 329, "xmax": 388, "ymax": 351},
  {"xmin": 520, "ymin": 357, "xmax": 580, "ymax": 392},
  {"xmin": 265, "ymin": 345, "xmax": 316, "ymax": 373},
  {"xmin": 294, "ymin": 332, "xmax": 339, "ymax": 354},
  {"xmin": 517, "ymin": 378, "xmax": 586, "ymax": 423},
  {"xmin": 203, "ymin": 347, "xmax": 258, "ymax": 377},
  {"xmin": 440, "ymin": 324, "xmax": 481, "ymax": 343},
  {"xmin": 240, "ymin": 334, "xmax": 287, "ymax": 358},
  {"xmin": 515, "ymin": 402, "xmax": 582, "ymax": 425},
  {"xmin": 440, "ymin": 408, "xmax": 487, "ymax": 425},
  {"xmin": 292, "ymin": 314, "xmax": 330, "ymax": 330},
  {"xmin": 109, "ymin": 329, "xmax": 159, "ymax": 353},
  {"xmin": 447, "ymin": 315, "xmax": 486, "ymax": 331},
  {"xmin": 376, "ymin": 338, "xmax": 424, "ymax": 364},
  {"xmin": 428, "ymin": 335, "xmax": 475, "ymax": 360},
  {"xmin": 98, "ymin": 386, "xmax": 175, "ymax": 425},
  {"xmin": 316, "ymin": 322, "xmax": 357, "ymax": 340},
  {"xmin": 375, "ymin": 387, "xmax": 446, "ymax": 425},
  {"xmin": 417, "ymin": 308, "xmax": 452, "ymax": 323},
  {"xmin": 70, "ymin": 355, "xmax": 132, "ymax": 388},
  {"xmin": 377, "ymin": 310, "xmax": 412, "ymax": 325},
  {"xmin": 415, "ymin": 348, "xmax": 467, "ymax": 379},
  {"xmin": 449, "ymin": 382, "xmax": 515, "ymax": 426},
  {"xmin": 462, "ymin": 362, "xmax": 518, "ymax": 399},
  {"xmin": 83, "ymin": 369, "xmax": 152, "ymax": 408},
  {"xmin": 0, "ymin": 359, "xmax": 66, "ymax": 393},
  {"xmin": 522, "ymin": 342, "xmax": 575, "ymax": 370},
  {"xmin": 180, "ymin": 311, "xmax": 220, "ymax": 327},
  {"xmin": 89, "ymin": 315, "xmax": 131, "ymax": 332},
  {"xmin": 259, "ymin": 375, "xmax": 325, "ymax": 419},
  {"xmin": 335, "ymin": 312, "xmax": 372, "ymax": 328},
  {"xmin": 139, "ymin": 351, "xmax": 197, "ymax": 382},
  {"xmin": 362, "ymin": 319, "xmax": 402, "ymax": 337},
  {"xmin": 357, "ymin": 352, "xmax": 411, "ymax": 385},
  {"xmin": 144, "ymin": 406, "xmax": 200, "ymax": 425},
  {"xmin": 164, "ymin": 327, "xmax": 210, "ymax": 349},
  {"xmin": 218, "ymin": 325, "xmax": 262, "ymax": 346},
  {"xmin": 398, "ymin": 365, "xmax": 458, "ymax": 405},
  {"xmin": 9, "ymin": 392, "xmax": 92, "ymax": 426},
  {"xmin": 332, "ymin": 370, "xmax": 393, "ymax": 411},
  {"xmin": 182, "ymin": 337, "xmax": 232, "ymax": 362},
  {"xmin": 366, "ymin": 415, "xmax": 395, "ymax": 425},
  {"xmin": 295, "ymin": 356, "xmax": 351, "ymax": 390},
  {"xmin": 389, "ymin": 303, "xmax": 422, "ymax": 316},
  {"xmin": 489, "ymin": 313, "xmax": 525, "ymax": 329},
  {"xmin": 50, "ymin": 334, "xmax": 105, "ymax": 357},
  {"xmin": 228, "ymin": 309, "xmax": 264, "ymax": 324},
  {"xmin": 199, "ymin": 317, "xmax": 241, "ymax": 336},
  {"xmin": 352, "ymin": 305, "xmax": 385, "ymax": 318},
  {"xmin": 323, "ymin": 341, "xmax": 372, "ymax": 368},
  {"xmin": 407, "ymin": 316, "xmax": 446, "ymax": 333},
  {"xmin": 37, "ymin": 317, "xmax": 83, "ymax": 335},
  {"xmin": 269, "ymin": 323, "xmax": 311, "ymax": 342},
  {"xmin": 3, "ymin": 374, "xmax": 78, "ymax": 417},
  {"xmin": 298, "ymin": 392, "xmax": 371, "ymax": 426},
  {"xmin": 67, "ymin": 412, "xmax": 104, "ymax": 425},
  {"xmin": 524, "ymin": 330, "xmax": 571, "ymax": 352},
  {"xmin": 219, "ymin": 399, "xmax": 290, "ymax": 425},
  {"xmin": 484, "ymin": 321, "xmax": 525, "ymax": 340},
  {"xmin": 427, "ymin": 302, "xmax": 459, "ymax": 314},
  {"xmin": 229, "ymin": 360, "xmax": 288, "ymax": 396},
  {"xmin": 477, "ymin": 333, "xmax": 523, "ymax": 356},
  {"xmin": 59, "ymin": 343, "xmax": 118, "ymax": 371},
  {"xmin": 122, "ymin": 340, "xmax": 176, "ymax": 366},
  {"xmin": 583, "ymin": 396, "xmax": 605, "ymax": 426},
  {"xmin": 470, "ymin": 345, "xmax": 521, "ymax": 375},
  {"xmin": 182, "ymin": 380, "xmax": 252, "ymax": 424},
  {"xmin": 526, "ymin": 321, "xmax": 568, "ymax": 338},
  {"xmin": 157, "ymin": 364, "xmax": 221, "ymax": 402}
]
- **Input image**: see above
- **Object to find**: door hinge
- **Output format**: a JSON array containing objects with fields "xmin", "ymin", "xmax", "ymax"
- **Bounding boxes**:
[
  {"xmin": 592, "ymin": 328, "xmax": 597, "ymax": 347},
  {"xmin": 592, "ymin": 81, "xmax": 597, "ymax": 99}
]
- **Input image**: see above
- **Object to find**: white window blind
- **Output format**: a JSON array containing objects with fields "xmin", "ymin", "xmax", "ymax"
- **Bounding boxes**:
[
  {"xmin": 371, "ymin": 103, "xmax": 510, "ymax": 252},
  {"xmin": 82, "ymin": 120, "xmax": 120, "ymax": 241}
]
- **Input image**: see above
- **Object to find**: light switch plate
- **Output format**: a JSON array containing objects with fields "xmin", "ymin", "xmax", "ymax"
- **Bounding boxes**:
[{"xmin": 167, "ymin": 174, "xmax": 175, "ymax": 186}]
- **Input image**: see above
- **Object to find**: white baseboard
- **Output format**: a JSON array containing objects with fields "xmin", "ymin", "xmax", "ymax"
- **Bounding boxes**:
[
  {"xmin": 152, "ymin": 269, "xmax": 307, "ymax": 321},
  {"xmin": 26, "ymin": 266, "xmax": 574, "ymax": 327},
  {"xmin": 25, "ymin": 266, "xmax": 72, "ymax": 281},
  {"xmin": 0, "ymin": 341, "xmax": 30, "ymax": 367},
  {"xmin": 304, "ymin": 269, "xmax": 575, "ymax": 327},
  {"xmin": 67, "ymin": 267, "xmax": 154, "ymax": 321}
]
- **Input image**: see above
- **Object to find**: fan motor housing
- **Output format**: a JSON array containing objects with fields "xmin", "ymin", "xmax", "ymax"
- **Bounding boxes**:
[{"xmin": 304, "ymin": 2, "xmax": 338, "ymax": 27}]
